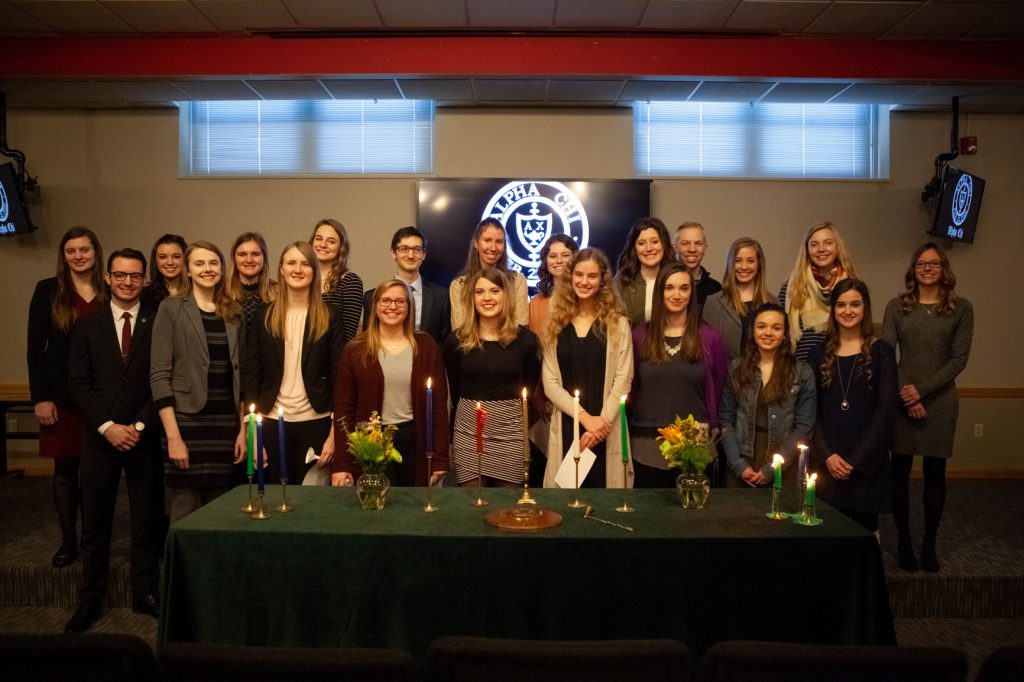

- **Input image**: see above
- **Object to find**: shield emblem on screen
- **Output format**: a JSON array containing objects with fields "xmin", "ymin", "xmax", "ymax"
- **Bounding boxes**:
[{"xmin": 516, "ymin": 203, "xmax": 553, "ymax": 255}]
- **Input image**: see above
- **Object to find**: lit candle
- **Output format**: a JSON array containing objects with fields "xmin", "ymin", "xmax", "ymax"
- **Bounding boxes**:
[
  {"xmin": 277, "ymin": 407, "xmax": 287, "ymax": 481},
  {"xmin": 426, "ymin": 378, "xmax": 433, "ymax": 453},
  {"xmin": 475, "ymin": 402, "xmax": 487, "ymax": 454},
  {"xmin": 797, "ymin": 443, "xmax": 808, "ymax": 484},
  {"xmin": 619, "ymin": 395, "xmax": 629, "ymax": 463},
  {"xmin": 246, "ymin": 404, "xmax": 255, "ymax": 477},
  {"xmin": 573, "ymin": 389, "xmax": 580, "ymax": 458},
  {"xmin": 772, "ymin": 453, "xmax": 784, "ymax": 489},
  {"xmin": 804, "ymin": 472, "xmax": 817, "ymax": 507},
  {"xmin": 256, "ymin": 415, "xmax": 265, "ymax": 493},
  {"xmin": 522, "ymin": 388, "xmax": 530, "ymax": 463}
]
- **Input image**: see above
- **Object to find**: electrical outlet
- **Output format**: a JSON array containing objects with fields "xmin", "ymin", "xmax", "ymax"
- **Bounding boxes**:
[{"xmin": 974, "ymin": 423, "xmax": 984, "ymax": 438}]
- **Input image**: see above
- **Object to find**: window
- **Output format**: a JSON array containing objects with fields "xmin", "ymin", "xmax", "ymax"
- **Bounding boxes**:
[
  {"xmin": 634, "ymin": 101, "xmax": 887, "ymax": 179},
  {"xmin": 180, "ymin": 100, "xmax": 434, "ymax": 176}
]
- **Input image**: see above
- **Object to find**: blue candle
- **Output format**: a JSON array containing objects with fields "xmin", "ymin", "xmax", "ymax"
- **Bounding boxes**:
[
  {"xmin": 256, "ymin": 415, "xmax": 265, "ymax": 493},
  {"xmin": 277, "ymin": 407, "xmax": 287, "ymax": 481},
  {"xmin": 425, "ymin": 378, "xmax": 433, "ymax": 453}
]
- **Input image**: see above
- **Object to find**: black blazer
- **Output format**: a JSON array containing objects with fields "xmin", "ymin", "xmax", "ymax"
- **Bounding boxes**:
[
  {"xmin": 27, "ymin": 278, "xmax": 73, "ymax": 406},
  {"xmin": 242, "ymin": 304, "xmax": 346, "ymax": 415},
  {"xmin": 68, "ymin": 303, "xmax": 157, "ymax": 434},
  {"xmin": 361, "ymin": 277, "xmax": 451, "ymax": 343}
]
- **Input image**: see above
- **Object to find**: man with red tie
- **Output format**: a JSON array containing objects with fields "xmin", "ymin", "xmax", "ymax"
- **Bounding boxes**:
[{"xmin": 65, "ymin": 248, "xmax": 162, "ymax": 633}]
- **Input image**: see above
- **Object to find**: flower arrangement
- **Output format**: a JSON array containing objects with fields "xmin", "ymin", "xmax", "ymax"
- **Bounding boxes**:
[
  {"xmin": 345, "ymin": 412, "xmax": 402, "ymax": 475},
  {"xmin": 657, "ymin": 414, "xmax": 720, "ymax": 474}
]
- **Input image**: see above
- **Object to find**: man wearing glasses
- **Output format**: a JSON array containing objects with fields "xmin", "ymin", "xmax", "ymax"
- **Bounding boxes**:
[{"xmin": 363, "ymin": 226, "xmax": 451, "ymax": 343}]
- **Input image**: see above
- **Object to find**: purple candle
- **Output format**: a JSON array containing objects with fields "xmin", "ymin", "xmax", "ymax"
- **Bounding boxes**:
[
  {"xmin": 425, "ymin": 378, "xmax": 434, "ymax": 453},
  {"xmin": 277, "ymin": 407, "xmax": 288, "ymax": 481},
  {"xmin": 256, "ymin": 415, "xmax": 265, "ymax": 493}
]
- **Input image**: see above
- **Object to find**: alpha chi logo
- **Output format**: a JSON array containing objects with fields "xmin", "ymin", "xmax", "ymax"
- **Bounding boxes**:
[
  {"xmin": 481, "ymin": 181, "xmax": 590, "ymax": 287},
  {"xmin": 951, "ymin": 174, "xmax": 973, "ymax": 227},
  {"xmin": 0, "ymin": 179, "xmax": 9, "ymax": 223}
]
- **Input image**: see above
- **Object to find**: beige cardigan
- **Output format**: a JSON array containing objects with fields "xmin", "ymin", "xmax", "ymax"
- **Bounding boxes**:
[
  {"xmin": 449, "ymin": 271, "xmax": 530, "ymax": 331},
  {"xmin": 542, "ymin": 316, "xmax": 634, "ymax": 488}
]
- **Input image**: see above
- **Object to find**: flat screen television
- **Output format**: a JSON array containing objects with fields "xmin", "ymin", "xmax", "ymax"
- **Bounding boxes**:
[
  {"xmin": 417, "ymin": 179, "xmax": 651, "ymax": 290},
  {"xmin": 929, "ymin": 166, "xmax": 984, "ymax": 244},
  {"xmin": 0, "ymin": 162, "xmax": 34, "ymax": 237}
]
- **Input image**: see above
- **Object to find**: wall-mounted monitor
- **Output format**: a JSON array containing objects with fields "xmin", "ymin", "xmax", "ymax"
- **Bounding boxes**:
[
  {"xmin": 0, "ymin": 162, "xmax": 34, "ymax": 237},
  {"xmin": 929, "ymin": 166, "xmax": 984, "ymax": 244},
  {"xmin": 417, "ymin": 178, "xmax": 651, "ymax": 290}
]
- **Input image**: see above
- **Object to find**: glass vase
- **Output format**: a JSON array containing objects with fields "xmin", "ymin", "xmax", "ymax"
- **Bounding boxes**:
[
  {"xmin": 676, "ymin": 471, "xmax": 710, "ymax": 510},
  {"xmin": 356, "ymin": 472, "xmax": 390, "ymax": 510}
]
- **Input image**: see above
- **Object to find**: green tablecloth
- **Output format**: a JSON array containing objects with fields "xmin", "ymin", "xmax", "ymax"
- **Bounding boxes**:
[{"xmin": 159, "ymin": 485, "xmax": 895, "ymax": 659}]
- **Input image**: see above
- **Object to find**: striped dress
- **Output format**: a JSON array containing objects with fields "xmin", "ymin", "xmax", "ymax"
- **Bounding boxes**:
[
  {"xmin": 163, "ymin": 311, "xmax": 239, "ymax": 489},
  {"xmin": 451, "ymin": 399, "xmax": 525, "ymax": 484},
  {"xmin": 322, "ymin": 270, "xmax": 363, "ymax": 346}
]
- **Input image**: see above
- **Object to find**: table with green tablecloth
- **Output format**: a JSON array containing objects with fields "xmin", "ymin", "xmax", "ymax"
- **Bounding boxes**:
[{"xmin": 158, "ymin": 485, "xmax": 895, "ymax": 659}]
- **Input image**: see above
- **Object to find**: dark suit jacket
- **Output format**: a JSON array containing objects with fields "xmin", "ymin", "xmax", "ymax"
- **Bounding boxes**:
[
  {"xmin": 27, "ymin": 278, "xmax": 74, "ymax": 406},
  {"xmin": 68, "ymin": 303, "xmax": 157, "ymax": 435},
  {"xmin": 241, "ymin": 304, "xmax": 346, "ymax": 415},
  {"xmin": 361, "ymin": 277, "xmax": 451, "ymax": 343}
]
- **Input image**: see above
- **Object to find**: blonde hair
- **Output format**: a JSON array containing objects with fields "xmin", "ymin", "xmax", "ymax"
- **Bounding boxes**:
[
  {"xmin": 353, "ymin": 279, "xmax": 418, "ymax": 366},
  {"xmin": 179, "ymin": 241, "xmax": 240, "ymax": 322},
  {"xmin": 784, "ymin": 221, "xmax": 857, "ymax": 338},
  {"xmin": 721, "ymin": 238, "xmax": 772, "ymax": 317},
  {"xmin": 454, "ymin": 269, "xmax": 521, "ymax": 353},
  {"xmin": 226, "ymin": 232, "xmax": 277, "ymax": 304},
  {"xmin": 310, "ymin": 219, "xmax": 350, "ymax": 293},
  {"xmin": 543, "ymin": 248, "xmax": 624, "ymax": 348},
  {"xmin": 264, "ymin": 242, "xmax": 330, "ymax": 342}
]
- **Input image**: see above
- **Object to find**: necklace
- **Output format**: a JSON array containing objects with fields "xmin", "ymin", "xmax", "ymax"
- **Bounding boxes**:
[
  {"xmin": 664, "ymin": 336, "xmax": 682, "ymax": 357},
  {"xmin": 922, "ymin": 303, "xmax": 936, "ymax": 315},
  {"xmin": 837, "ymin": 355, "xmax": 856, "ymax": 411}
]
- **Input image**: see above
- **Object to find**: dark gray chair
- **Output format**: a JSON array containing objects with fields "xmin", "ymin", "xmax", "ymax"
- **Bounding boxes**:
[
  {"xmin": 696, "ymin": 640, "xmax": 967, "ymax": 682},
  {"xmin": 0, "ymin": 633, "xmax": 159, "ymax": 681},
  {"xmin": 426, "ymin": 636, "xmax": 690, "ymax": 682},
  {"xmin": 975, "ymin": 646, "xmax": 1024, "ymax": 682}
]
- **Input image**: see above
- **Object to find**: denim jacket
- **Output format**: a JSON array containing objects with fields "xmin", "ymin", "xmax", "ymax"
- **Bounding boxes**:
[{"xmin": 719, "ymin": 359, "xmax": 817, "ymax": 480}]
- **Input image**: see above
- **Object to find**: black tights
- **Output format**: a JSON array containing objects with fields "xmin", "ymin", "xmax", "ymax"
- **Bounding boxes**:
[
  {"xmin": 53, "ymin": 457, "xmax": 81, "ymax": 549},
  {"xmin": 891, "ymin": 453, "xmax": 947, "ymax": 551}
]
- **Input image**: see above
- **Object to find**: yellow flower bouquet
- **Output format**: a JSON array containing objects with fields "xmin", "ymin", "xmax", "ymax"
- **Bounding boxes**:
[
  {"xmin": 346, "ymin": 411, "xmax": 402, "ymax": 475},
  {"xmin": 657, "ymin": 414, "xmax": 720, "ymax": 475}
]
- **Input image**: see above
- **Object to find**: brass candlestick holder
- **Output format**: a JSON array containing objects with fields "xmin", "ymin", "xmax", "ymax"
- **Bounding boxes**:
[
  {"xmin": 423, "ymin": 451, "xmax": 438, "ymax": 513},
  {"xmin": 567, "ymin": 449, "xmax": 585, "ymax": 509},
  {"xmin": 251, "ymin": 490, "xmax": 271, "ymax": 520},
  {"xmin": 240, "ymin": 475, "xmax": 256, "ymax": 512},
  {"xmin": 517, "ymin": 447, "xmax": 536, "ymax": 506},
  {"xmin": 276, "ymin": 478, "xmax": 294, "ymax": 513},
  {"xmin": 615, "ymin": 460, "xmax": 634, "ymax": 513},
  {"xmin": 766, "ymin": 486, "xmax": 785, "ymax": 520},
  {"xmin": 471, "ymin": 447, "xmax": 489, "ymax": 507},
  {"xmin": 792, "ymin": 496, "xmax": 823, "ymax": 526}
]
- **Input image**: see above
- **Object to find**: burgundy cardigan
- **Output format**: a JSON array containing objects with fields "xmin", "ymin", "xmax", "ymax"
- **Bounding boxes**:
[{"xmin": 332, "ymin": 332, "xmax": 450, "ymax": 484}]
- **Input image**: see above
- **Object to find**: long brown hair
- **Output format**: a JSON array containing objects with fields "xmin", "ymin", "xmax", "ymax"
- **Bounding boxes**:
[
  {"xmin": 732, "ymin": 303, "xmax": 796, "ymax": 405},
  {"xmin": 147, "ymin": 233, "xmax": 188, "ymax": 301},
  {"xmin": 898, "ymin": 242, "xmax": 958, "ymax": 317},
  {"xmin": 310, "ymin": 219, "xmax": 350, "ymax": 293},
  {"xmin": 454, "ymin": 268, "xmax": 521, "ymax": 353},
  {"xmin": 178, "ymin": 241, "xmax": 239, "ymax": 322},
  {"xmin": 226, "ymin": 232, "xmax": 277, "ymax": 304},
  {"xmin": 52, "ymin": 226, "xmax": 105, "ymax": 333},
  {"xmin": 543, "ymin": 248, "xmax": 624, "ymax": 348},
  {"xmin": 353, "ymin": 279, "xmax": 418, "ymax": 367},
  {"xmin": 721, "ymin": 237, "xmax": 772, "ymax": 317},
  {"xmin": 819, "ymin": 279, "xmax": 876, "ymax": 388},
  {"xmin": 615, "ymin": 217, "xmax": 674, "ymax": 286},
  {"xmin": 642, "ymin": 263, "xmax": 701, "ymax": 364},
  {"xmin": 264, "ymin": 241, "xmax": 330, "ymax": 342}
]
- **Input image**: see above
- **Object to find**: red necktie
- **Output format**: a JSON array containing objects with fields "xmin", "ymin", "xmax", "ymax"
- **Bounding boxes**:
[{"xmin": 121, "ymin": 311, "xmax": 132, "ymax": 362}]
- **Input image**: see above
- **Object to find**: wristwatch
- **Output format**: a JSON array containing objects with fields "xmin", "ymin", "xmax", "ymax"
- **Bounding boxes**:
[{"xmin": 134, "ymin": 421, "xmax": 145, "ymax": 433}]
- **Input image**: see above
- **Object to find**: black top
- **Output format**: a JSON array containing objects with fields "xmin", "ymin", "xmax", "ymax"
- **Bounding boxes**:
[
  {"xmin": 240, "ymin": 283, "xmax": 262, "ymax": 347},
  {"xmin": 26, "ymin": 278, "xmax": 74, "ymax": 405},
  {"xmin": 632, "ymin": 338, "xmax": 707, "ymax": 428},
  {"xmin": 694, "ymin": 266, "xmax": 723, "ymax": 310},
  {"xmin": 443, "ymin": 326, "xmax": 540, "ymax": 415},
  {"xmin": 557, "ymin": 324, "xmax": 608, "ymax": 486}
]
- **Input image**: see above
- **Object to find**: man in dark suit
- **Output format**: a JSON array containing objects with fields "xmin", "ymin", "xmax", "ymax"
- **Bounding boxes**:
[
  {"xmin": 65, "ymin": 248, "xmax": 162, "ymax": 633},
  {"xmin": 362, "ymin": 226, "xmax": 450, "ymax": 343}
]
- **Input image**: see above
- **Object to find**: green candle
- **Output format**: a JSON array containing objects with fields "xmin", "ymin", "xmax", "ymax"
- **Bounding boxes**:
[
  {"xmin": 772, "ymin": 453, "xmax": 783, "ymax": 489},
  {"xmin": 804, "ymin": 473, "xmax": 817, "ymax": 506},
  {"xmin": 619, "ymin": 395, "xmax": 629, "ymax": 463},
  {"xmin": 246, "ymin": 404, "xmax": 255, "ymax": 476}
]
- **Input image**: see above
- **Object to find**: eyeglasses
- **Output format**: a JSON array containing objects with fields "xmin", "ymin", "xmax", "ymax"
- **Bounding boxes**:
[
  {"xmin": 395, "ymin": 246, "xmax": 424, "ymax": 256},
  {"xmin": 378, "ymin": 297, "xmax": 409, "ymax": 308},
  {"xmin": 914, "ymin": 261, "xmax": 942, "ymax": 270},
  {"xmin": 110, "ymin": 272, "xmax": 144, "ymax": 283}
]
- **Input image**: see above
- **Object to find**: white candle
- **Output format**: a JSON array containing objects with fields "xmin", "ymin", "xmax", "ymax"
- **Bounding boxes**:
[{"xmin": 573, "ymin": 389, "xmax": 580, "ymax": 459}]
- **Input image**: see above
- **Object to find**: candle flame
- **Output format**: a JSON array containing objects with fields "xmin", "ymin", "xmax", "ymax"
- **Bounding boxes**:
[
  {"xmin": 249, "ymin": 403, "xmax": 255, "ymax": 413},
  {"xmin": 574, "ymin": 389, "xmax": 580, "ymax": 399},
  {"xmin": 476, "ymin": 401, "xmax": 482, "ymax": 409},
  {"xmin": 256, "ymin": 414, "xmax": 263, "ymax": 424},
  {"xmin": 798, "ymin": 442, "xmax": 808, "ymax": 451},
  {"xmin": 522, "ymin": 387, "xmax": 528, "ymax": 399},
  {"xmin": 427, "ymin": 377, "xmax": 432, "ymax": 389},
  {"xmin": 278, "ymin": 406, "xmax": 283, "ymax": 417},
  {"xmin": 808, "ymin": 472, "xmax": 817, "ymax": 484},
  {"xmin": 772, "ymin": 453, "xmax": 784, "ymax": 467},
  {"xmin": 621, "ymin": 394, "xmax": 628, "ymax": 402}
]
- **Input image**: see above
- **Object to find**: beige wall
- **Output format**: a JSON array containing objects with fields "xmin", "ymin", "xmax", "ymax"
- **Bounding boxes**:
[{"xmin": 2, "ymin": 105, "xmax": 1022, "ymax": 472}]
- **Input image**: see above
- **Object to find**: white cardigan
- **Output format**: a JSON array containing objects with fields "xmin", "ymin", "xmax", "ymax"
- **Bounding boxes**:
[{"xmin": 542, "ymin": 316, "xmax": 634, "ymax": 488}]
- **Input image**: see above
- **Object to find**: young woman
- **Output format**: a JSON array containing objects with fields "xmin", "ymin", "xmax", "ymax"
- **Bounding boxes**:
[
  {"xmin": 883, "ymin": 243, "xmax": 973, "ymax": 572},
  {"xmin": 150, "ymin": 242, "xmax": 242, "ymax": 521},
  {"xmin": 332, "ymin": 280, "xmax": 449, "ymax": 488},
  {"xmin": 27, "ymin": 227, "xmax": 104, "ymax": 567},
  {"xmin": 226, "ymin": 232, "xmax": 276, "ymax": 346},
  {"xmin": 702, "ymin": 238, "xmax": 777, "ymax": 360},
  {"xmin": 242, "ymin": 242, "xmax": 345, "ymax": 487},
  {"xmin": 449, "ymin": 218, "xmax": 529, "ymax": 330},
  {"xmin": 311, "ymin": 219, "xmax": 363, "ymax": 346},
  {"xmin": 614, "ymin": 218, "xmax": 675, "ymax": 325},
  {"xmin": 443, "ymin": 268, "xmax": 540, "ymax": 487},
  {"xmin": 807, "ymin": 279, "xmax": 898, "ymax": 533},
  {"xmin": 528, "ymin": 234, "xmax": 579, "ymax": 335},
  {"xmin": 542, "ymin": 249, "xmax": 634, "ymax": 488},
  {"xmin": 779, "ymin": 222, "xmax": 858, "ymax": 361},
  {"xmin": 142, "ymin": 234, "xmax": 187, "ymax": 310},
  {"xmin": 719, "ymin": 303, "xmax": 816, "ymax": 489},
  {"xmin": 630, "ymin": 263, "xmax": 728, "ymax": 488}
]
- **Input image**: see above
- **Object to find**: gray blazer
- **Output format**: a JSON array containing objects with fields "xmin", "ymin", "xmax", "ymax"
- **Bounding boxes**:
[
  {"xmin": 150, "ymin": 295, "xmax": 240, "ymax": 414},
  {"xmin": 701, "ymin": 291, "xmax": 779, "ymax": 360}
]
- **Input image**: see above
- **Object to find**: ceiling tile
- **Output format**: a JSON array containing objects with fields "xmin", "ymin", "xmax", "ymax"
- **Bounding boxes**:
[
  {"xmin": 375, "ymin": 0, "xmax": 466, "ymax": 27},
  {"xmin": 191, "ymin": 1, "xmax": 297, "ymax": 32},
  {"xmin": 547, "ymin": 79, "xmax": 623, "ymax": 102},
  {"xmin": 397, "ymin": 79, "xmax": 474, "ymax": 101},
  {"xmin": 727, "ymin": 1, "xmax": 831, "ymax": 33},
  {"xmin": 468, "ymin": 0, "xmax": 555, "ymax": 27},
  {"xmin": 473, "ymin": 79, "xmax": 547, "ymax": 101},
  {"xmin": 619, "ymin": 80, "xmax": 701, "ymax": 101},
  {"xmin": 885, "ymin": 2, "xmax": 1006, "ymax": 36},
  {"xmin": 170, "ymin": 80, "xmax": 260, "ymax": 99},
  {"xmin": 101, "ymin": 0, "xmax": 219, "ymax": 33},
  {"xmin": 0, "ymin": 1, "xmax": 55, "ymax": 32},
  {"xmin": 321, "ymin": 79, "xmax": 404, "ymax": 99},
  {"xmin": 690, "ymin": 81, "xmax": 775, "ymax": 101},
  {"xmin": 640, "ymin": 0, "xmax": 736, "ymax": 29},
  {"xmin": 26, "ymin": 80, "xmax": 188, "ymax": 103},
  {"xmin": 829, "ymin": 82, "xmax": 924, "ymax": 103},
  {"xmin": 967, "ymin": 2, "xmax": 1024, "ymax": 36},
  {"xmin": 13, "ymin": 1, "xmax": 135, "ymax": 33},
  {"xmin": 244, "ymin": 79, "xmax": 331, "ymax": 99},
  {"xmin": 279, "ymin": 0, "xmax": 381, "ymax": 28},
  {"xmin": 759, "ymin": 81, "xmax": 850, "ymax": 102},
  {"xmin": 0, "ymin": 80, "xmax": 61, "ymax": 103},
  {"xmin": 803, "ymin": 1, "xmax": 920, "ymax": 35},
  {"xmin": 899, "ymin": 84, "xmax": 993, "ymax": 106},
  {"xmin": 555, "ymin": 0, "xmax": 647, "ymax": 27}
]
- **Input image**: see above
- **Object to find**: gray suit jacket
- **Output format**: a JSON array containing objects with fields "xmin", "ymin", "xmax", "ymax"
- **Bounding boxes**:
[
  {"xmin": 150, "ymin": 295, "xmax": 240, "ymax": 414},
  {"xmin": 702, "ymin": 290, "xmax": 779, "ymax": 360}
]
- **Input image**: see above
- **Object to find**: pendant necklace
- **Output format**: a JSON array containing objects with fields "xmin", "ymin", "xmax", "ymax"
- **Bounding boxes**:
[
  {"xmin": 838, "ymin": 356, "xmax": 856, "ymax": 411},
  {"xmin": 664, "ymin": 336, "xmax": 682, "ymax": 357}
]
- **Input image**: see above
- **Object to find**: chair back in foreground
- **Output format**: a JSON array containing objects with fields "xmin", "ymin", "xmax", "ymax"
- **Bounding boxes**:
[
  {"xmin": 426, "ymin": 636, "xmax": 689, "ymax": 682},
  {"xmin": 975, "ymin": 646, "xmax": 1024, "ymax": 682},
  {"xmin": 159, "ymin": 642, "xmax": 419, "ymax": 682},
  {"xmin": 0, "ymin": 633, "xmax": 159, "ymax": 681},
  {"xmin": 697, "ymin": 640, "xmax": 967, "ymax": 682}
]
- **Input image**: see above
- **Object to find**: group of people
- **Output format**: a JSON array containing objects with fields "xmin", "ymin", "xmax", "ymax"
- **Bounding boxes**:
[{"xmin": 28, "ymin": 217, "xmax": 973, "ymax": 634}]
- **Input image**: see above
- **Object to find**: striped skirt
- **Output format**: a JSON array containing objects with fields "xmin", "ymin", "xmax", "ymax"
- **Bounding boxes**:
[{"xmin": 451, "ymin": 399, "xmax": 526, "ymax": 485}]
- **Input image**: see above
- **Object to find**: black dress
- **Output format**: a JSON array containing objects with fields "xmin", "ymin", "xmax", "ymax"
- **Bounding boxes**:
[{"xmin": 556, "ymin": 325, "xmax": 607, "ymax": 488}]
